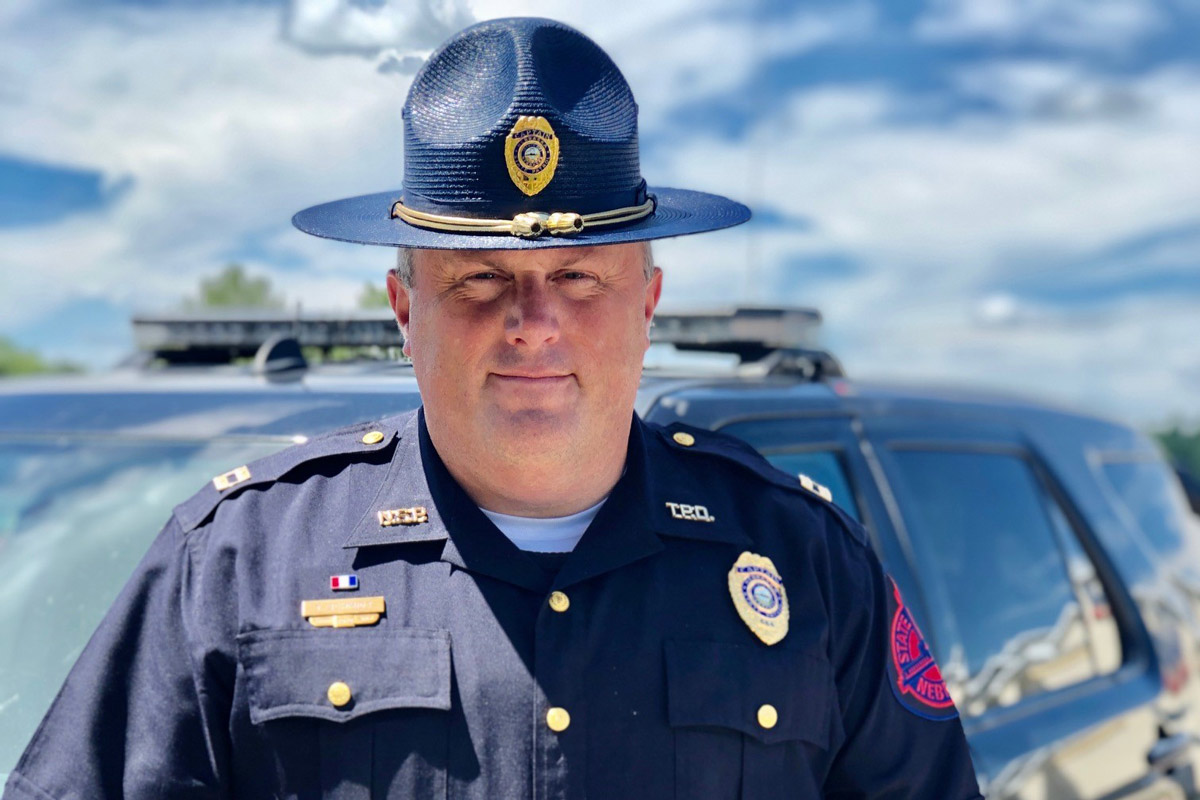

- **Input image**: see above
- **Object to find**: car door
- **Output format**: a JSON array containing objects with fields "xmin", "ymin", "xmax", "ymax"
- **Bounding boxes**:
[{"xmin": 863, "ymin": 414, "xmax": 1183, "ymax": 800}]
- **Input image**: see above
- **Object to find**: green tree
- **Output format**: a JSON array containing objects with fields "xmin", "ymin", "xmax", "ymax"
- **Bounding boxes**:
[
  {"xmin": 184, "ymin": 263, "xmax": 283, "ymax": 309},
  {"xmin": 357, "ymin": 282, "xmax": 391, "ymax": 309},
  {"xmin": 0, "ymin": 337, "xmax": 81, "ymax": 376},
  {"xmin": 1156, "ymin": 425, "xmax": 1200, "ymax": 476}
]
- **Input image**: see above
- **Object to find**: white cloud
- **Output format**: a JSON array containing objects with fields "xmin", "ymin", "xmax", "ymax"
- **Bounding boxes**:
[
  {"xmin": 953, "ymin": 59, "xmax": 1156, "ymax": 122},
  {"xmin": 0, "ymin": 3, "xmax": 420, "ymax": 331},
  {"xmin": 465, "ymin": 0, "xmax": 878, "ymax": 134},
  {"xmin": 646, "ymin": 65, "xmax": 1200, "ymax": 424},
  {"xmin": 916, "ymin": 0, "xmax": 1165, "ymax": 53},
  {"xmin": 284, "ymin": 0, "xmax": 473, "ymax": 57}
]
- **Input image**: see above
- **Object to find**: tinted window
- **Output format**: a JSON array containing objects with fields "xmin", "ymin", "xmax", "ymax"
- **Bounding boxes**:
[
  {"xmin": 0, "ymin": 436, "xmax": 288, "ymax": 775},
  {"xmin": 762, "ymin": 450, "xmax": 861, "ymax": 522},
  {"xmin": 1100, "ymin": 457, "xmax": 1197, "ymax": 562},
  {"xmin": 888, "ymin": 449, "xmax": 1121, "ymax": 717}
]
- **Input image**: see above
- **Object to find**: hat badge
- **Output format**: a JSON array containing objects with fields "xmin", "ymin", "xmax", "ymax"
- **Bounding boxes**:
[{"xmin": 505, "ymin": 116, "xmax": 559, "ymax": 196}]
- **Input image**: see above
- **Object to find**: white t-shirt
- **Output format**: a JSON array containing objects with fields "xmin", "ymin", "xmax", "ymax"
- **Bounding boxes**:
[{"xmin": 480, "ymin": 498, "xmax": 606, "ymax": 553}]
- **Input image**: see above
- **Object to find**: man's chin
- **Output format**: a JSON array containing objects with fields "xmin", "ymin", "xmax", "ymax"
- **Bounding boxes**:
[{"xmin": 486, "ymin": 406, "xmax": 579, "ymax": 443}]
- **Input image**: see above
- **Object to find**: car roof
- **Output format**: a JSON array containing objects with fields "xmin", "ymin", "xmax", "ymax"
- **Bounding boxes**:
[{"xmin": 0, "ymin": 361, "xmax": 1134, "ymax": 442}]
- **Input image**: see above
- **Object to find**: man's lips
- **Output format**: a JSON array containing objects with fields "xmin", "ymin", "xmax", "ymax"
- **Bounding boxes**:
[
  {"xmin": 491, "ymin": 372, "xmax": 572, "ymax": 382},
  {"xmin": 489, "ymin": 372, "xmax": 575, "ymax": 391}
]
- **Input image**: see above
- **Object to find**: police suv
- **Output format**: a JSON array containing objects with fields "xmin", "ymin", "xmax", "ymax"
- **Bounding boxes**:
[{"xmin": 1, "ymin": 307, "xmax": 1198, "ymax": 799}]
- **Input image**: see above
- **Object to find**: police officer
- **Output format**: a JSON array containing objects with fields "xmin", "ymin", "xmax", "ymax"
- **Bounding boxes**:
[{"xmin": 4, "ymin": 17, "xmax": 984, "ymax": 800}]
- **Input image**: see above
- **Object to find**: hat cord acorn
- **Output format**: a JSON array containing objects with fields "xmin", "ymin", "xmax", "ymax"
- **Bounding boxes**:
[{"xmin": 389, "ymin": 197, "xmax": 656, "ymax": 239}]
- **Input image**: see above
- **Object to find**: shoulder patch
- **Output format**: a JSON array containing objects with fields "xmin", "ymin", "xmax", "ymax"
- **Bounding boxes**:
[
  {"xmin": 885, "ymin": 577, "xmax": 958, "ymax": 721},
  {"xmin": 654, "ymin": 422, "xmax": 867, "ymax": 546},
  {"xmin": 173, "ymin": 417, "xmax": 404, "ymax": 533}
]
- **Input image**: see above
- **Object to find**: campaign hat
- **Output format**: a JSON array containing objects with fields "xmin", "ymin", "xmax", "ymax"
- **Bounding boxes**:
[{"xmin": 292, "ymin": 17, "xmax": 750, "ymax": 249}]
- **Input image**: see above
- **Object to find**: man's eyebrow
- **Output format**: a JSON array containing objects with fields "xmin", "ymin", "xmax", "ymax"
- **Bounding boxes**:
[{"xmin": 457, "ymin": 250, "xmax": 592, "ymax": 270}]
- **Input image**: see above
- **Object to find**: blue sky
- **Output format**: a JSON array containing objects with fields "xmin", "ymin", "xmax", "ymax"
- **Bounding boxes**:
[{"xmin": 0, "ymin": 0, "xmax": 1197, "ymax": 425}]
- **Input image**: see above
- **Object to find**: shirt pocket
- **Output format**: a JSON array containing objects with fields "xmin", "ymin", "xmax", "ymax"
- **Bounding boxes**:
[
  {"xmin": 666, "ymin": 639, "xmax": 833, "ymax": 800},
  {"xmin": 237, "ymin": 627, "xmax": 452, "ymax": 800}
]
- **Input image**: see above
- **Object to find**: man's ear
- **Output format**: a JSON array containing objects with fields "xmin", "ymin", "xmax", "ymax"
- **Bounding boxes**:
[
  {"xmin": 644, "ymin": 266, "xmax": 663, "ymax": 344},
  {"xmin": 386, "ymin": 270, "xmax": 413, "ymax": 359}
]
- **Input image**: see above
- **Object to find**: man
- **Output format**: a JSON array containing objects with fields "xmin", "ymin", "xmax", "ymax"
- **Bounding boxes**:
[{"xmin": 4, "ymin": 17, "xmax": 983, "ymax": 800}]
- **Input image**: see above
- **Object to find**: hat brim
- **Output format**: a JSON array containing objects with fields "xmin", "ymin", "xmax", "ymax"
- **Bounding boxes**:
[{"xmin": 291, "ymin": 187, "xmax": 750, "ymax": 249}]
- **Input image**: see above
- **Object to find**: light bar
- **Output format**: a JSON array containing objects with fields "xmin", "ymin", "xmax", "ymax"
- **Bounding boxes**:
[
  {"xmin": 650, "ymin": 306, "xmax": 821, "ymax": 356},
  {"xmin": 131, "ymin": 306, "xmax": 823, "ymax": 365},
  {"xmin": 132, "ymin": 310, "xmax": 403, "ymax": 362}
]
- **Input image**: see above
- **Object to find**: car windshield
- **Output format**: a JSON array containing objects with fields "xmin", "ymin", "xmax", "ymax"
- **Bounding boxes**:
[{"xmin": 0, "ymin": 435, "xmax": 290, "ymax": 776}]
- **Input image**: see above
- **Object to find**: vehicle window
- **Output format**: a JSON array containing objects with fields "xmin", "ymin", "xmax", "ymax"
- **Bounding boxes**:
[
  {"xmin": 1099, "ymin": 456, "xmax": 1200, "ymax": 563},
  {"xmin": 0, "ymin": 436, "xmax": 288, "ymax": 775},
  {"xmin": 887, "ymin": 449, "xmax": 1122, "ymax": 717},
  {"xmin": 761, "ymin": 450, "xmax": 861, "ymax": 522}
]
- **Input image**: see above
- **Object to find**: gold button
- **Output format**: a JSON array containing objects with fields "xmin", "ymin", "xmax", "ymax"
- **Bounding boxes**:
[
  {"xmin": 546, "ymin": 706, "xmax": 571, "ymax": 732},
  {"xmin": 757, "ymin": 704, "xmax": 778, "ymax": 729},
  {"xmin": 672, "ymin": 431, "xmax": 696, "ymax": 447},
  {"xmin": 361, "ymin": 431, "xmax": 385, "ymax": 445},
  {"xmin": 327, "ymin": 681, "xmax": 352, "ymax": 707},
  {"xmin": 548, "ymin": 591, "xmax": 570, "ymax": 613}
]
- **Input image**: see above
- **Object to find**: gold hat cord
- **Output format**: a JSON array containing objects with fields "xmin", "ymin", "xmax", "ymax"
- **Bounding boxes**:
[{"xmin": 390, "ymin": 197, "xmax": 655, "ymax": 239}]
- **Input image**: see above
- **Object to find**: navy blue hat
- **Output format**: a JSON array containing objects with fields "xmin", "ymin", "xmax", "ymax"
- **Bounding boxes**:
[{"xmin": 292, "ymin": 17, "xmax": 750, "ymax": 249}]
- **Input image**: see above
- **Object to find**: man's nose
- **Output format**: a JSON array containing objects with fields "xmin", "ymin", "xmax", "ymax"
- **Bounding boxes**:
[{"xmin": 504, "ymin": 277, "xmax": 560, "ymax": 347}]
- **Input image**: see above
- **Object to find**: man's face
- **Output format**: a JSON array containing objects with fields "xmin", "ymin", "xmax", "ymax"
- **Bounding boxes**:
[{"xmin": 388, "ymin": 243, "xmax": 662, "ymax": 464}]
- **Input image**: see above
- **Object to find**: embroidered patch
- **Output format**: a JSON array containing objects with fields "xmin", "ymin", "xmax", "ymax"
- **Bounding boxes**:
[
  {"xmin": 886, "ymin": 577, "xmax": 958, "ymax": 720},
  {"xmin": 727, "ymin": 552, "xmax": 789, "ymax": 645}
]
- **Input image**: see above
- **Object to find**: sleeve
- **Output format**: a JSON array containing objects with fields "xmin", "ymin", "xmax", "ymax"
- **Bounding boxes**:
[
  {"xmin": 821, "ymin": 518, "xmax": 985, "ymax": 800},
  {"xmin": 3, "ymin": 516, "xmax": 232, "ymax": 800}
]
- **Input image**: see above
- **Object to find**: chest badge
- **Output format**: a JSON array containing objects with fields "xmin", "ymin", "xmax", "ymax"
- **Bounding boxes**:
[
  {"xmin": 505, "ymin": 115, "xmax": 559, "ymax": 196},
  {"xmin": 728, "ymin": 551, "xmax": 789, "ymax": 646}
]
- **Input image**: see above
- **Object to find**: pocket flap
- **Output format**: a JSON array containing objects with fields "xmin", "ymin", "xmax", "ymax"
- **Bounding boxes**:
[
  {"xmin": 665, "ymin": 639, "xmax": 832, "ymax": 747},
  {"xmin": 238, "ymin": 627, "xmax": 451, "ymax": 724}
]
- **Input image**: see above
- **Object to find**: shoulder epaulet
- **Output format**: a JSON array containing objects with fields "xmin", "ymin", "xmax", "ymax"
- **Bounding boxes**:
[
  {"xmin": 173, "ymin": 416, "xmax": 405, "ymax": 533},
  {"xmin": 654, "ymin": 421, "xmax": 868, "ymax": 547}
]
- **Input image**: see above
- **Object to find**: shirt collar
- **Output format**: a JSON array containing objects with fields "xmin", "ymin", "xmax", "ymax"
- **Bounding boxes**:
[{"xmin": 344, "ymin": 408, "xmax": 748, "ymax": 592}]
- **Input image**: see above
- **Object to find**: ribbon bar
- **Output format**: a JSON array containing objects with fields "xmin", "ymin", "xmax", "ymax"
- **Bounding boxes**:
[{"xmin": 390, "ymin": 197, "xmax": 655, "ymax": 239}]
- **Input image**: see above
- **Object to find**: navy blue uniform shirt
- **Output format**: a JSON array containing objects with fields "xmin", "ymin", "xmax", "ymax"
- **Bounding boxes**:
[{"xmin": 4, "ymin": 410, "xmax": 983, "ymax": 799}]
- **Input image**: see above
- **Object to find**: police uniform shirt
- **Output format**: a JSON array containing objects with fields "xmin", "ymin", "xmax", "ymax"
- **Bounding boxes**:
[{"xmin": 3, "ymin": 409, "xmax": 984, "ymax": 799}]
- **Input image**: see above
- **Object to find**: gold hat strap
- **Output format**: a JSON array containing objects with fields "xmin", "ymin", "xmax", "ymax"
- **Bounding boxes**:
[{"xmin": 390, "ymin": 197, "xmax": 655, "ymax": 239}]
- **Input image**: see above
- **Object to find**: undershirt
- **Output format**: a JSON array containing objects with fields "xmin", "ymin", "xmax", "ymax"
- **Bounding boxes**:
[{"xmin": 480, "ymin": 497, "xmax": 607, "ymax": 553}]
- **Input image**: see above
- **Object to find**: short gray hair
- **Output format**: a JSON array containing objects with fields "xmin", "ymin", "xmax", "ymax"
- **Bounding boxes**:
[{"xmin": 391, "ymin": 242, "xmax": 655, "ymax": 287}]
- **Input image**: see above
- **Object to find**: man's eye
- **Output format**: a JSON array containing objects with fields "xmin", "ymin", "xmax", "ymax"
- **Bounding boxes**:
[
  {"xmin": 560, "ymin": 271, "xmax": 593, "ymax": 281},
  {"xmin": 468, "ymin": 272, "xmax": 499, "ymax": 281}
]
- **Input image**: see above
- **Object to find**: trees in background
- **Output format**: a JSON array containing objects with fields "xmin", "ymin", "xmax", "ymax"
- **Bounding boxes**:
[
  {"xmin": 357, "ymin": 282, "xmax": 390, "ymax": 309},
  {"xmin": 0, "ymin": 337, "xmax": 80, "ymax": 376},
  {"xmin": 1157, "ymin": 426, "xmax": 1200, "ymax": 478},
  {"xmin": 183, "ymin": 263, "xmax": 283, "ymax": 309}
]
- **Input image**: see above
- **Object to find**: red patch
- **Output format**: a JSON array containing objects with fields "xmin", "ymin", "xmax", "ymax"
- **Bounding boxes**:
[{"xmin": 885, "ymin": 578, "xmax": 958, "ymax": 720}]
